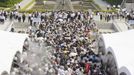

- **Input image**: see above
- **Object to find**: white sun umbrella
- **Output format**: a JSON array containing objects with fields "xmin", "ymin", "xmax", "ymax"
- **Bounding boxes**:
[{"xmin": 69, "ymin": 52, "xmax": 78, "ymax": 57}]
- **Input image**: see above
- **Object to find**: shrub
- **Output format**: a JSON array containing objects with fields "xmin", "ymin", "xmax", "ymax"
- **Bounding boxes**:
[
  {"xmin": 0, "ymin": 0, "xmax": 22, "ymax": 7},
  {"xmin": 19, "ymin": 9, "xmax": 46, "ymax": 13},
  {"xmin": 103, "ymin": 0, "xmax": 123, "ymax": 6}
]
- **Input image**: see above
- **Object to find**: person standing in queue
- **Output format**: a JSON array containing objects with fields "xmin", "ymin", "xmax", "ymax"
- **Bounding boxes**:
[
  {"xmin": 18, "ymin": 14, "xmax": 21, "ymax": 22},
  {"xmin": 22, "ymin": 13, "xmax": 26, "ymax": 22}
]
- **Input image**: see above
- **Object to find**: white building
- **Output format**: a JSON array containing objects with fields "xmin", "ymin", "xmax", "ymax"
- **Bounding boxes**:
[{"xmin": 101, "ymin": 30, "xmax": 134, "ymax": 75}]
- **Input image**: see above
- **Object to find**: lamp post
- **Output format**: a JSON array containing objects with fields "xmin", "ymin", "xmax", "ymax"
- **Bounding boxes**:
[
  {"xmin": 107, "ymin": 5, "xmax": 110, "ymax": 10},
  {"xmin": 80, "ymin": 0, "xmax": 83, "ymax": 11},
  {"xmin": 117, "ymin": 5, "xmax": 121, "ymax": 12},
  {"xmin": 117, "ymin": 5, "xmax": 121, "ymax": 11},
  {"xmin": 62, "ymin": 0, "xmax": 65, "ymax": 10},
  {"xmin": 112, "ymin": 5, "xmax": 116, "ymax": 10},
  {"xmin": 113, "ymin": 5, "xmax": 116, "ymax": 8},
  {"xmin": 117, "ymin": 5, "xmax": 120, "ymax": 8}
]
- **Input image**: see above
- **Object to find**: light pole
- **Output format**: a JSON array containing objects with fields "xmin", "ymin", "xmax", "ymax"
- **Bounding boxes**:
[
  {"xmin": 80, "ymin": 0, "xmax": 83, "ymax": 11},
  {"xmin": 117, "ymin": 5, "xmax": 120, "ymax": 8},
  {"xmin": 107, "ymin": 5, "xmax": 110, "ymax": 10},
  {"xmin": 62, "ymin": 0, "xmax": 65, "ymax": 10},
  {"xmin": 117, "ymin": 5, "xmax": 121, "ymax": 11},
  {"xmin": 113, "ymin": 5, "xmax": 116, "ymax": 8},
  {"xmin": 112, "ymin": 5, "xmax": 116, "ymax": 11},
  {"xmin": 131, "ymin": 0, "xmax": 133, "ymax": 11}
]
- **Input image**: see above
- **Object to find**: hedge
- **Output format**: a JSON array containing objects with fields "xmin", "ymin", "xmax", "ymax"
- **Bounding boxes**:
[
  {"xmin": 103, "ymin": 0, "xmax": 123, "ymax": 6},
  {"xmin": 0, "ymin": 0, "xmax": 22, "ymax": 7},
  {"xmin": 94, "ymin": 9, "xmax": 117, "ymax": 13}
]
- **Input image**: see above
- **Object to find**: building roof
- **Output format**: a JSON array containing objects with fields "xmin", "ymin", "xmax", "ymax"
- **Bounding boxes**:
[
  {"xmin": 102, "ymin": 30, "xmax": 134, "ymax": 75},
  {"xmin": 0, "ymin": 31, "xmax": 28, "ymax": 73}
]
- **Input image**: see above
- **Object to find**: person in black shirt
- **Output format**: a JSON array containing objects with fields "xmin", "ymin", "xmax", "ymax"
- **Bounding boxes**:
[{"xmin": 22, "ymin": 13, "xmax": 26, "ymax": 22}]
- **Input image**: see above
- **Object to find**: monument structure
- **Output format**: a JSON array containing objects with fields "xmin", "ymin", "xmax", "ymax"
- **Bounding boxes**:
[{"xmin": 54, "ymin": 0, "xmax": 74, "ymax": 11}]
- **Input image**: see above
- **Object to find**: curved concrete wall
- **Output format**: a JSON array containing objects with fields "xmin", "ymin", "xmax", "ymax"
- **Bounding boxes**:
[{"xmin": 119, "ymin": 67, "xmax": 132, "ymax": 75}]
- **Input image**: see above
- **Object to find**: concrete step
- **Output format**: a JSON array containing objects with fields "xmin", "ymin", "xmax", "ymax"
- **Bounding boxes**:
[
  {"xmin": 13, "ymin": 22, "xmax": 29, "ymax": 28},
  {"xmin": 12, "ymin": 22, "xmax": 29, "ymax": 32},
  {"xmin": 95, "ymin": 21, "xmax": 114, "ymax": 29}
]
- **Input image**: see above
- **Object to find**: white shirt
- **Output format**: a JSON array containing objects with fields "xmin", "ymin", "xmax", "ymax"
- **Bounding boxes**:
[
  {"xmin": 71, "ymin": 13, "xmax": 75, "ymax": 17},
  {"xmin": 58, "ymin": 68, "xmax": 65, "ymax": 75},
  {"xmin": 67, "ymin": 68, "xmax": 73, "ymax": 75}
]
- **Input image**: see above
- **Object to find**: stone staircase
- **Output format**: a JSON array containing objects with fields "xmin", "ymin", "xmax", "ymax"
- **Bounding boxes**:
[
  {"xmin": 31, "ymin": 0, "xmax": 45, "ymax": 11},
  {"xmin": 95, "ymin": 21, "xmax": 116, "ymax": 34},
  {"xmin": 82, "ymin": 0, "xmax": 100, "ymax": 10},
  {"xmin": 13, "ymin": 21, "xmax": 29, "ymax": 32},
  {"xmin": 54, "ymin": 0, "xmax": 74, "ymax": 11}
]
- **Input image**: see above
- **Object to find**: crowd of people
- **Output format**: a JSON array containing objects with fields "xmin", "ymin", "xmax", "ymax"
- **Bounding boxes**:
[
  {"xmin": 6, "ymin": 10, "xmax": 112, "ymax": 75},
  {"xmin": 95, "ymin": 9, "xmax": 134, "ymax": 22},
  {"xmin": 2, "ymin": 9, "xmax": 134, "ymax": 75},
  {"xmin": 0, "ymin": 11, "xmax": 7, "ymax": 23},
  {"xmin": 0, "ymin": 8, "xmax": 134, "ymax": 25}
]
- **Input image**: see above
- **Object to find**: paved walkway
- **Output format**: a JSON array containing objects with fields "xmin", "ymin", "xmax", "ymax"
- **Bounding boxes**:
[
  {"xmin": 94, "ymin": 0, "xmax": 110, "ymax": 10},
  {"xmin": 26, "ymin": 2, "xmax": 36, "ymax": 10},
  {"xmin": 0, "ymin": 20, "xmax": 13, "ymax": 31},
  {"xmin": 44, "ymin": 1, "xmax": 81, "ymax": 5},
  {"xmin": 17, "ymin": 0, "xmax": 33, "ymax": 9}
]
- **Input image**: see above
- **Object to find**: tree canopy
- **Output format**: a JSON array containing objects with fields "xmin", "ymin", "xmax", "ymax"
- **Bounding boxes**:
[
  {"xmin": 103, "ymin": 0, "xmax": 123, "ymax": 6},
  {"xmin": 0, "ymin": 0, "xmax": 22, "ymax": 7}
]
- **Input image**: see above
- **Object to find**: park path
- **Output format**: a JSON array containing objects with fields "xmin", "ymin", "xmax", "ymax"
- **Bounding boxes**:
[
  {"xmin": 17, "ymin": 0, "xmax": 34, "ymax": 10},
  {"xmin": 94, "ymin": 0, "xmax": 110, "ymax": 10}
]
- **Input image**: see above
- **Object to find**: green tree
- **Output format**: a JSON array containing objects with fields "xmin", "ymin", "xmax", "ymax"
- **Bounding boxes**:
[
  {"xmin": 0, "ymin": 0, "xmax": 22, "ymax": 7},
  {"xmin": 103, "ymin": 0, "xmax": 123, "ymax": 6}
]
